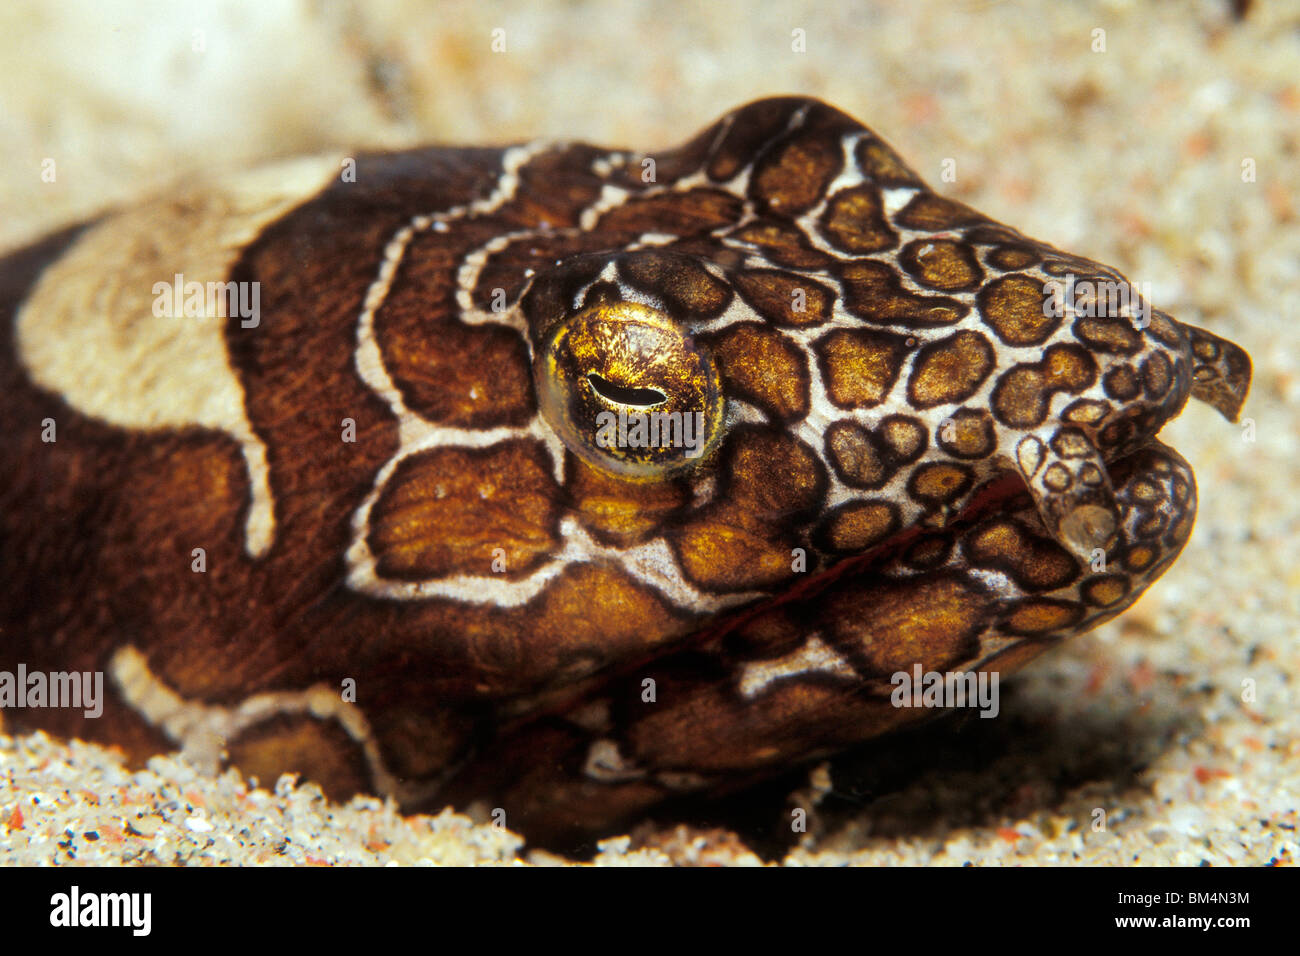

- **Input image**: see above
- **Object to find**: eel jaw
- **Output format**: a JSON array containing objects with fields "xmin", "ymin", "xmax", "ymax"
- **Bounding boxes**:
[
  {"xmin": 1015, "ymin": 431, "xmax": 1120, "ymax": 561},
  {"xmin": 1015, "ymin": 318, "xmax": 1250, "ymax": 561}
]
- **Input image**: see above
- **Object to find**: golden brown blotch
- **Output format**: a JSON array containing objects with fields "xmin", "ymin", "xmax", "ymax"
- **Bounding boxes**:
[
  {"xmin": 977, "ymin": 274, "xmax": 1061, "ymax": 346},
  {"xmin": 900, "ymin": 238, "xmax": 983, "ymax": 291},
  {"xmin": 989, "ymin": 344, "xmax": 1097, "ymax": 428},
  {"xmin": 1042, "ymin": 463, "xmax": 1073, "ymax": 491},
  {"xmin": 725, "ymin": 429, "xmax": 826, "ymax": 516},
  {"xmin": 904, "ymin": 535, "xmax": 954, "ymax": 569},
  {"xmin": 1081, "ymin": 575, "xmax": 1130, "ymax": 607},
  {"xmin": 671, "ymin": 430, "xmax": 824, "ymax": 590},
  {"xmin": 816, "ymin": 500, "xmax": 900, "ymax": 552},
  {"xmin": 936, "ymin": 407, "xmax": 996, "ymax": 458},
  {"xmin": 823, "ymin": 574, "xmax": 990, "ymax": 677},
  {"xmin": 730, "ymin": 269, "xmax": 835, "ymax": 327},
  {"xmin": 985, "ymin": 244, "xmax": 1041, "ymax": 270},
  {"xmin": 1073, "ymin": 316, "xmax": 1144, "ymax": 354},
  {"xmin": 839, "ymin": 260, "xmax": 967, "ymax": 327},
  {"xmin": 907, "ymin": 330, "xmax": 996, "ymax": 408},
  {"xmin": 825, "ymin": 422, "xmax": 896, "ymax": 488},
  {"xmin": 894, "ymin": 193, "xmax": 989, "ymax": 231},
  {"xmin": 1142, "ymin": 308, "xmax": 1186, "ymax": 347},
  {"xmin": 368, "ymin": 440, "xmax": 560, "ymax": 580},
  {"xmin": 818, "ymin": 185, "xmax": 897, "ymax": 253},
  {"xmin": 855, "ymin": 137, "xmax": 924, "ymax": 187},
  {"xmin": 1002, "ymin": 599, "xmax": 1084, "ymax": 635},
  {"xmin": 880, "ymin": 415, "xmax": 928, "ymax": 460},
  {"xmin": 528, "ymin": 563, "xmax": 685, "ymax": 669},
  {"xmin": 907, "ymin": 462, "xmax": 974, "ymax": 510},
  {"xmin": 703, "ymin": 322, "xmax": 810, "ymax": 422},
  {"xmin": 673, "ymin": 520, "xmax": 806, "ymax": 591},
  {"xmin": 750, "ymin": 130, "xmax": 845, "ymax": 214},
  {"xmin": 1123, "ymin": 544, "xmax": 1156, "ymax": 572},
  {"xmin": 565, "ymin": 454, "xmax": 688, "ymax": 547},
  {"xmin": 967, "ymin": 518, "xmax": 1079, "ymax": 591},
  {"xmin": 815, "ymin": 327, "xmax": 912, "ymax": 409},
  {"xmin": 728, "ymin": 218, "xmax": 836, "ymax": 269}
]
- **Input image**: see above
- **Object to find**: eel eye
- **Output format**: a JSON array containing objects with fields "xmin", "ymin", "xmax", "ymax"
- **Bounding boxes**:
[{"xmin": 534, "ymin": 300, "xmax": 724, "ymax": 478}]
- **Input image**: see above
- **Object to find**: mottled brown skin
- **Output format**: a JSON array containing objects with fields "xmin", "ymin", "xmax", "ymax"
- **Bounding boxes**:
[{"xmin": 0, "ymin": 98, "xmax": 1250, "ymax": 844}]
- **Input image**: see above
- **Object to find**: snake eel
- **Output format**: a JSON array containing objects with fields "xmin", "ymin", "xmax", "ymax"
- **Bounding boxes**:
[{"xmin": 0, "ymin": 97, "xmax": 1251, "ymax": 844}]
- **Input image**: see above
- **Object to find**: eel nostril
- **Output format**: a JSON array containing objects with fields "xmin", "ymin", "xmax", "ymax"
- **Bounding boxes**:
[{"xmin": 586, "ymin": 372, "xmax": 667, "ymax": 408}]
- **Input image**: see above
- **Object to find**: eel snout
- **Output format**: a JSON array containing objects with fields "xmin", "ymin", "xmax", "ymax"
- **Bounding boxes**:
[{"xmin": 1179, "ymin": 319, "xmax": 1253, "ymax": 423}]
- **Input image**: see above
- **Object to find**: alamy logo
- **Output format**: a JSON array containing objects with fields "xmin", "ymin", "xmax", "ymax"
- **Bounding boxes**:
[
  {"xmin": 50, "ymin": 886, "xmax": 151, "ymax": 936},
  {"xmin": 890, "ymin": 664, "xmax": 999, "ymax": 718},
  {"xmin": 0, "ymin": 664, "xmax": 103, "ymax": 718},
  {"xmin": 152, "ymin": 272, "xmax": 261, "ymax": 328},
  {"xmin": 594, "ymin": 409, "xmax": 707, "ymax": 458},
  {"xmin": 1042, "ymin": 271, "xmax": 1151, "ymax": 327}
]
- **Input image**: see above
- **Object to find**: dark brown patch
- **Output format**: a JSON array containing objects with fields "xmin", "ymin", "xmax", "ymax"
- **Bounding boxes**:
[
  {"xmin": 819, "ymin": 185, "xmax": 897, "ymax": 254},
  {"xmin": 731, "ymin": 269, "xmax": 836, "ymax": 327},
  {"xmin": 989, "ymin": 344, "xmax": 1098, "ymax": 429},
  {"xmin": 985, "ymin": 244, "xmax": 1041, "ymax": 270},
  {"xmin": 227, "ymin": 714, "xmax": 370, "ymax": 802},
  {"xmin": 1103, "ymin": 363, "xmax": 1142, "ymax": 401},
  {"xmin": 707, "ymin": 98, "xmax": 809, "ymax": 182},
  {"xmin": 381, "ymin": 319, "xmax": 536, "ymax": 429},
  {"xmin": 967, "ymin": 518, "xmax": 1079, "ymax": 591},
  {"xmin": 839, "ymin": 259, "xmax": 967, "ymax": 327},
  {"xmin": 596, "ymin": 188, "xmax": 744, "ymax": 236},
  {"xmin": 1141, "ymin": 351, "xmax": 1173, "ymax": 400},
  {"xmin": 728, "ymin": 218, "xmax": 836, "ymax": 269},
  {"xmin": 618, "ymin": 250, "xmax": 732, "ymax": 317}
]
